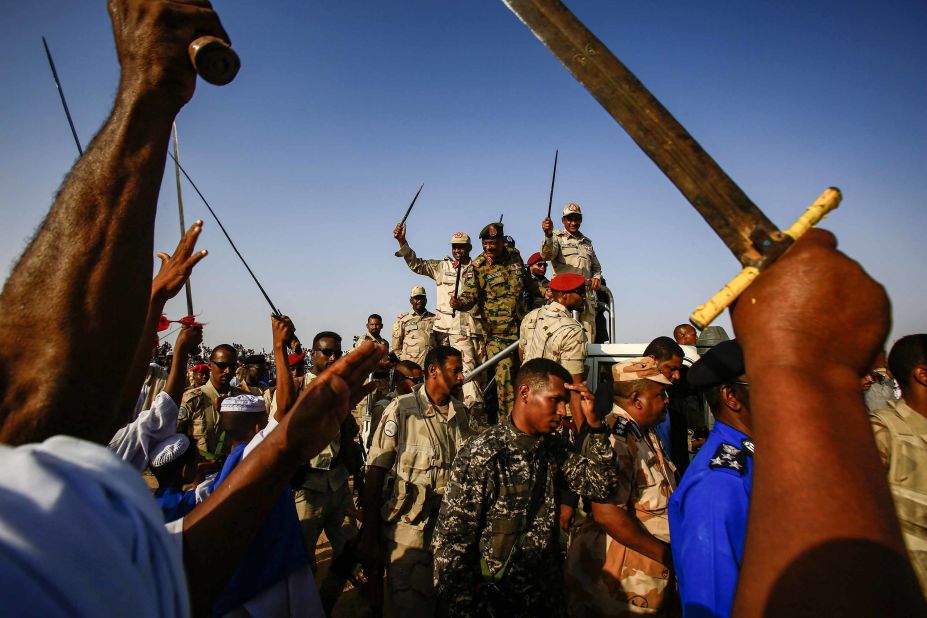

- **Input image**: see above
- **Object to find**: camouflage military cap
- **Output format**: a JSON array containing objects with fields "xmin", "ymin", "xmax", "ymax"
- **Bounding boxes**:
[
  {"xmin": 449, "ymin": 231, "xmax": 471, "ymax": 245},
  {"xmin": 687, "ymin": 339, "xmax": 744, "ymax": 391},
  {"xmin": 612, "ymin": 357, "xmax": 673, "ymax": 385},
  {"xmin": 410, "ymin": 285, "xmax": 427, "ymax": 298},
  {"xmin": 479, "ymin": 222, "xmax": 503, "ymax": 239},
  {"xmin": 549, "ymin": 273, "xmax": 585, "ymax": 293},
  {"xmin": 562, "ymin": 202, "xmax": 582, "ymax": 217}
]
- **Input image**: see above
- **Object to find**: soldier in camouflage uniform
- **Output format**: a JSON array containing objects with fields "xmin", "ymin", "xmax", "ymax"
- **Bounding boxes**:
[
  {"xmin": 433, "ymin": 358, "xmax": 617, "ymax": 616},
  {"xmin": 394, "ymin": 224, "xmax": 487, "ymax": 410},
  {"xmin": 541, "ymin": 202, "xmax": 604, "ymax": 342},
  {"xmin": 566, "ymin": 357, "xmax": 676, "ymax": 616},
  {"xmin": 177, "ymin": 343, "xmax": 247, "ymax": 460},
  {"xmin": 450, "ymin": 222, "xmax": 540, "ymax": 418},
  {"xmin": 393, "ymin": 286, "xmax": 436, "ymax": 367},
  {"xmin": 525, "ymin": 252, "xmax": 551, "ymax": 310}
]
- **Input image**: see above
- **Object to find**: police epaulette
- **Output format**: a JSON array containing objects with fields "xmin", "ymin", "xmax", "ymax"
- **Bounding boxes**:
[
  {"xmin": 611, "ymin": 416, "xmax": 643, "ymax": 440},
  {"xmin": 709, "ymin": 443, "xmax": 746, "ymax": 474}
]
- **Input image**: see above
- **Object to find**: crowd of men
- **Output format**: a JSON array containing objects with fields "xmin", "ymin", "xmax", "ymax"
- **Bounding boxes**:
[{"xmin": 0, "ymin": 2, "xmax": 924, "ymax": 618}]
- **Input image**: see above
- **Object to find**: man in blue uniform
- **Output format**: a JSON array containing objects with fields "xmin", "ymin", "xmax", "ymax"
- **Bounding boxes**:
[{"xmin": 668, "ymin": 339, "xmax": 753, "ymax": 617}]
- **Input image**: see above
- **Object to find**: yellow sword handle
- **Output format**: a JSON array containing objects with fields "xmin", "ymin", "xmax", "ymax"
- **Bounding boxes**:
[{"xmin": 690, "ymin": 187, "xmax": 842, "ymax": 330}]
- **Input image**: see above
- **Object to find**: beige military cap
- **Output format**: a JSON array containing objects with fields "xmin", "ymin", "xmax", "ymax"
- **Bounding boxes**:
[
  {"xmin": 410, "ymin": 285, "xmax": 427, "ymax": 298},
  {"xmin": 612, "ymin": 357, "xmax": 672, "ymax": 385},
  {"xmin": 450, "ymin": 231, "xmax": 471, "ymax": 245},
  {"xmin": 562, "ymin": 202, "xmax": 582, "ymax": 217}
]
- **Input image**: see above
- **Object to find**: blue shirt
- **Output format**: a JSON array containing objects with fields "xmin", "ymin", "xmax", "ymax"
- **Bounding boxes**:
[
  {"xmin": 668, "ymin": 421, "xmax": 754, "ymax": 618},
  {"xmin": 209, "ymin": 444, "xmax": 310, "ymax": 616},
  {"xmin": 154, "ymin": 485, "xmax": 198, "ymax": 522}
]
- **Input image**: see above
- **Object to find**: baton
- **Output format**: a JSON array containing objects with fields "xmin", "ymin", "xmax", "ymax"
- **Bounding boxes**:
[
  {"xmin": 188, "ymin": 36, "xmax": 240, "ymax": 86},
  {"xmin": 451, "ymin": 261, "xmax": 462, "ymax": 318},
  {"xmin": 546, "ymin": 149, "xmax": 559, "ymax": 219},
  {"xmin": 399, "ymin": 183, "xmax": 425, "ymax": 226}
]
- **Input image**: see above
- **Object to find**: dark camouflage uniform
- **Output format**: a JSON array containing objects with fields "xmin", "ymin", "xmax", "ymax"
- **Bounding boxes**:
[
  {"xmin": 433, "ymin": 417, "xmax": 617, "ymax": 617},
  {"xmin": 455, "ymin": 247, "xmax": 539, "ymax": 417}
]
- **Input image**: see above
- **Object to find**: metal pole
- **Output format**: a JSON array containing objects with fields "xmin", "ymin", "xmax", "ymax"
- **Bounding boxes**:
[
  {"xmin": 172, "ymin": 123, "xmax": 195, "ymax": 316},
  {"xmin": 42, "ymin": 37, "xmax": 83, "ymax": 155},
  {"xmin": 463, "ymin": 340, "xmax": 520, "ymax": 384}
]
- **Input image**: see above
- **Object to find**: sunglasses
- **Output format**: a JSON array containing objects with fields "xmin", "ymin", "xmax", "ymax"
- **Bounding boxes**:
[
  {"xmin": 211, "ymin": 361, "xmax": 235, "ymax": 371},
  {"xmin": 315, "ymin": 348, "xmax": 343, "ymax": 358}
]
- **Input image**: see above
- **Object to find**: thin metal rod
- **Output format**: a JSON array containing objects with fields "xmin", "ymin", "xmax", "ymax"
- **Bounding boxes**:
[
  {"xmin": 42, "ymin": 37, "xmax": 83, "ymax": 155},
  {"xmin": 399, "ymin": 183, "xmax": 424, "ymax": 226},
  {"xmin": 167, "ymin": 151, "xmax": 282, "ymax": 317},
  {"xmin": 546, "ymin": 149, "xmax": 558, "ymax": 219},
  {"xmin": 172, "ymin": 123, "xmax": 195, "ymax": 316},
  {"xmin": 463, "ymin": 340, "xmax": 519, "ymax": 384}
]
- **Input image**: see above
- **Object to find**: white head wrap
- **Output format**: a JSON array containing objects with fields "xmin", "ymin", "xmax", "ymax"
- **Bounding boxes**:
[{"xmin": 220, "ymin": 394, "xmax": 267, "ymax": 414}]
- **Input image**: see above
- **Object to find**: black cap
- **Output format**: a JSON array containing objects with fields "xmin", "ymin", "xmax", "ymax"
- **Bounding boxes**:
[
  {"xmin": 242, "ymin": 354, "xmax": 266, "ymax": 366},
  {"xmin": 687, "ymin": 339, "xmax": 744, "ymax": 391}
]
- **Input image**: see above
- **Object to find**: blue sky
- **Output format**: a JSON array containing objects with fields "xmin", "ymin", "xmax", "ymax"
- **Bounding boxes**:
[{"xmin": 1, "ymin": 1, "xmax": 924, "ymax": 352}]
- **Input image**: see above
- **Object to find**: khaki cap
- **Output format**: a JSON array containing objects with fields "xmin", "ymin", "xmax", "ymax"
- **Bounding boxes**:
[
  {"xmin": 612, "ymin": 357, "xmax": 672, "ymax": 385},
  {"xmin": 410, "ymin": 286, "xmax": 427, "ymax": 298},
  {"xmin": 562, "ymin": 202, "xmax": 583, "ymax": 217},
  {"xmin": 450, "ymin": 231, "xmax": 471, "ymax": 245}
]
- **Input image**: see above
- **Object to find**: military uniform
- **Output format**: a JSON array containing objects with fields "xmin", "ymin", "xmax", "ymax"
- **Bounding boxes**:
[
  {"xmin": 367, "ymin": 384, "xmax": 473, "ymax": 615},
  {"xmin": 870, "ymin": 398, "xmax": 927, "ymax": 597},
  {"xmin": 520, "ymin": 300, "xmax": 587, "ymax": 375},
  {"xmin": 291, "ymin": 370, "xmax": 357, "ymax": 609},
  {"xmin": 177, "ymin": 381, "xmax": 246, "ymax": 458},
  {"xmin": 434, "ymin": 417, "xmax": 617, "ymax": 617},
  {"xmin": 566, "ymin": 405, "xmax": 677, "ymax": 616},
  {"xmin": 668, "ymin": 421, "xmax": 754, "ymax": 617},
  {"xmin": 393, "ymin": 309, "xmax": 436, "ymax": 367},
  {"xmin": 456, "ymin": 225, "xmax": 539, "ymax": 418},
  {"xmin": 540, "ymin": 203, "xmax": 604, "ymax": 341},
  {"xmin": 353, "ymin": 332, "xmax": 391, "ymax": 429},
  {"xmin": 397, "ymin": 235, "xmax": 487, "ymax": 409}
]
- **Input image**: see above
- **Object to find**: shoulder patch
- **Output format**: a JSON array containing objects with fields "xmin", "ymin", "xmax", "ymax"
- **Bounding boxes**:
[
  {"xmin": 611, "ymin": 416, "xmax": 643, "ymax": 440},
  {"xmin": 383, "ymin": 419, "xmax": 398, "ymax": 438},
  {"xmin": 709, "ymin": 442, "xmax": 746, "ymax": 473},
  {"xmin": 741, "ymin": 439, "xmax": 755, "ymax": 456}
]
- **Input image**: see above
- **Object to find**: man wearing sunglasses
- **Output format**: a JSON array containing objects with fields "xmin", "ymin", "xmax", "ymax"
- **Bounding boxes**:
[
  {"xmin": 289, "ymin": 330, "xmax": 359, "ymax": 612},
  {"xmin": 178, "ymin": 344, "xmax": 248, "ymax": 461}
]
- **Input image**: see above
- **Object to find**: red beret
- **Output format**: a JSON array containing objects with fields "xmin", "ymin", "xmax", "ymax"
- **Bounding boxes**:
[
  {"xmin": 527, "ymin": 252, "xmax": 543, "ymax": 266},
  {"xmin": 287, "ymin": 352, "xmax": 306, "ymax": 367},
  {"xmin": 191, "ymin": 364, "xmax": 209, "ymax": 374},
  {"xmin": 549, "ymin": 273, "xmax": 586, "ymax": 292}
]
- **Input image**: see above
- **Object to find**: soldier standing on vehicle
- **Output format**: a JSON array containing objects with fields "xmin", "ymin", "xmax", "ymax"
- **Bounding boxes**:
[
  {"xmin": 394, "ymin": 224, "xmax": 487, "ymax": 410},
  {"xmin": 525, "ymin": 252, "xmax": 552, "ymax": 310},
  {"xmin": 433, "ymin": 358, "xmax": 616, "ymax": 616},
  {"xmin": 520, "ymin": 273, "xmax": 589, "ymax": 426},
  {"xmin": 541, "ymin": 202, "xmax": 604, "ymax": 342},
  {"xmin": 393, "ymin": 286, "xmax": 436, "ymax": 367},
  {"xmin": 359, "ymin": 346, "xmax": 472, "ymax": 616},
  {"xmin": 450, "ymin": 222, "xmax": 540, "ymax": 418}
]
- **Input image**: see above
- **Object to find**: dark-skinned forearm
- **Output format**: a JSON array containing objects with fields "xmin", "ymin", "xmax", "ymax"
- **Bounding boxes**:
[
  {"xmin": 733, "ymin": 366, "xmax": 915, "ymax": 615},
  {"xmin": 591, "ymin": 502, "xmax": 671, "ymax": 565},
  {"xmin": 182, "ymin": 425, "xmax": 299, "ymax": 615},
  {"xmin": 0, "ymin": 88, "xmax": 176, "ymax": 445},
  {"xmin": 273, "ymin": 342, "xmax": 296, "ymax": 421}
]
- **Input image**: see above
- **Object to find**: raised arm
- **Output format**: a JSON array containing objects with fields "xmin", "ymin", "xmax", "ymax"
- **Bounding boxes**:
[
  {"xmin": 270, "ymin": 314, "xmax": 297, "ymax": 421},
  {"xmin": 162, "ymin": 324, "xmax": 203, "ymax": 405},
  {"xmin": 182, "ymin": 341, "xmax": 383, "ymax": 614},
  {"xmin": 730, "ymin": 230, "xmax": 924, "ymax": 615},
  {"xmin": 118, "ymin": 221, "xmax": 207, "ymax": 424},
  {"xmin": 394, "ymin": 223, "xmax": 440, "ymax": 279},
  {"xmin": 0, "ymin": 0, "xmax": 229, "ymax": 446}
]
